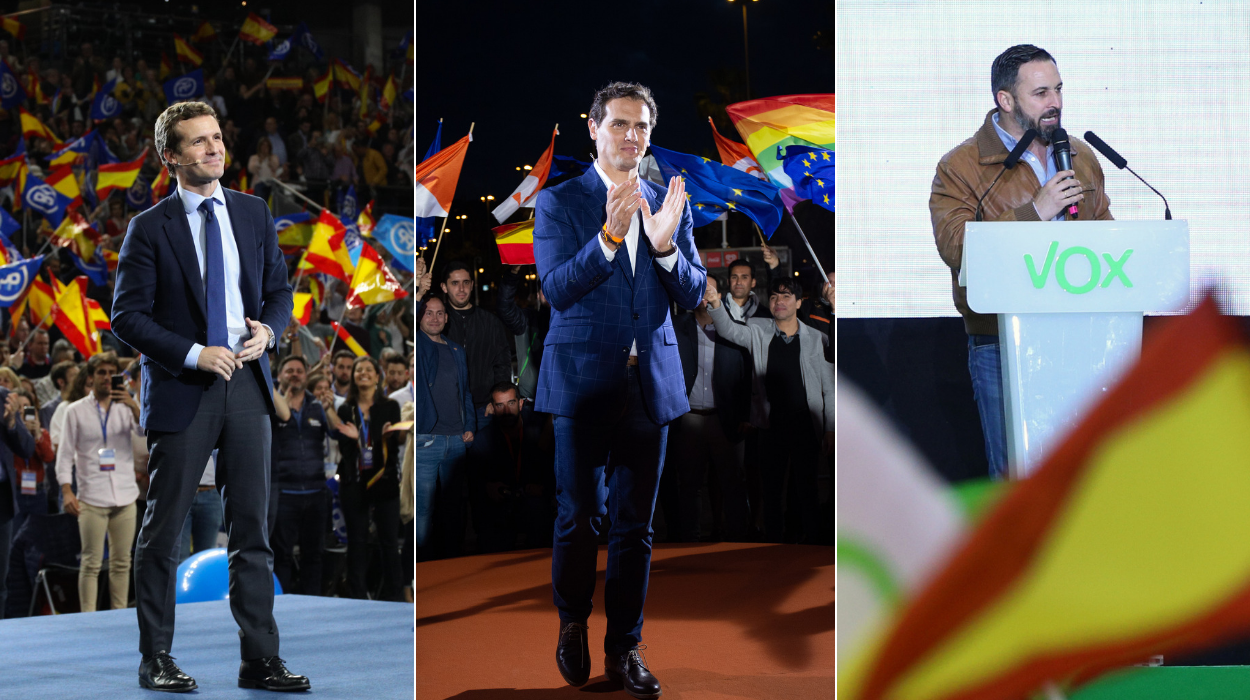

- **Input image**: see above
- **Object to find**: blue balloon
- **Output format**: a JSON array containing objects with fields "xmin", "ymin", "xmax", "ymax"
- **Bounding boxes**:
[{"xmin": 175, "ymin": 548, "xmax": 283, "ymax": 604}]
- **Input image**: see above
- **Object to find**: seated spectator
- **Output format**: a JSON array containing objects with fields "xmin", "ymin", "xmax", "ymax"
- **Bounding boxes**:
[
  {"xmin": 55, "ymin": 351, "xmax": 145, "ymax": 611},
  {"xmin": 477, "ymin": 382, "xmax": 554, "ymax": 552}
]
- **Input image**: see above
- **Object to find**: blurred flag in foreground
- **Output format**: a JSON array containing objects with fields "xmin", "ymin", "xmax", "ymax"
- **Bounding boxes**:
[
  {"xmin": 373, "ymin": 214, "xmax": 416, "ymax": 273},
  {"xmin": 345, "ymin": 242, "xmax": 408, "ymax": 309},
  {"xmin": 841, "ymin": 294, "xmax": 1250, "ymax": 700},
  {"xmin": 415, "ymin": 131, "xmax": 471, "ymax": 220}
]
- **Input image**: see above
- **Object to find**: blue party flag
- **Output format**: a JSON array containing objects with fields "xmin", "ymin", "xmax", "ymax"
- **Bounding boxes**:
[
  {"xmin": 0, "ymin": 207, "xmax": 19, "ymax": 241},
  {"xmin": 163, "ymin": 69, "xmax": 204, "ymax": 104},
  {"xmin": 0, "ymin": 60, "xmax": 26, "ymax": 109},
  {"xmin": 0, "ymin": 256, "xmax": 44, "ymax": 307},
  {"xmin": 73, "ymin": 249, "xmax": 109, "ymax": 287},
  {"xmin": 126, "ymin": 174, "xmax": 152, "ymax": 212},
  {"xmin": 648, "ymin": 144, "xmax": 784, "ymax": 237},
  {"xmin": 91, "ymin": 77, "xmax": 123, "ymax": 120},
  {"xmin": 374, "ymin": 214, "xmax": 416, "ymax": 273},
  {"xmin": 548, "ymin": 155, "xmax": 590, "ymax": 180},
  {"xmin": 338, "ymin": 184, "xmax": 358, "ymax": 219},
  {"xmin": 22, "ymin": 171, "xmax": 74, "ymax": 227},
  {"xmin": 779, "ymin": 145, "xmax": 834, "ymax": 213},
  {"xmin": 268, "ymin": 22, "xmax": 323, "ymax": 61}
]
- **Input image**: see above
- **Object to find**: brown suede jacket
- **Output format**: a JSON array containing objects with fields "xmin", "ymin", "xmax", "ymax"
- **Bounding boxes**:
[{"xmin": 930, "ymin": 109, "xmax": 1114, "ymax": 335}]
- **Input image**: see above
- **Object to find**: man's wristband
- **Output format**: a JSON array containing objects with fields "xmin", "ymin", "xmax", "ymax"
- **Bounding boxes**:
[
  {"xmin": 652, "ymin": 238, "xmax": 678, "ymax": 257},
  {"xmin": 601, "ymin": 223, "xmax": 624, "ymax": 249}
]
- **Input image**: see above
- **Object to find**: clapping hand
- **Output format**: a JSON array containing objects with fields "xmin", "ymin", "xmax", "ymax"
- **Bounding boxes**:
[
  {"xmin": 640, "ymin": 175, "xmax": 685, "ymax": 253},
  {"xmin": 605, "ymin": 173, "xmax": 642, "ymax": 240}
]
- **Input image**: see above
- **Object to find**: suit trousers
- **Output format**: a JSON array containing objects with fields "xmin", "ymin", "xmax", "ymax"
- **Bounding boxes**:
[
  {"xmin": 133, "ymin": 368, "xmax": 278, "ymax": 659},
  {"xmin": 552, "ymin": 365, "xmax": 668, "ymax": 656}
]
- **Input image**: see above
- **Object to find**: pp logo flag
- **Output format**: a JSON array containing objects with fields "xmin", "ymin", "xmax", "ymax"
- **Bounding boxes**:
[
  {"xmin": 0, "ymin": 60, "xmax": 25, "ymax": 109},
  {"xmin": 373, "ymin": 214, "xmax": 416, "ymax": 272},
  {"xmin": 126, "ymin": 175, "xmax": 152, "ymax": 212},
  {"xmin": 91, "ymin": 77, "xmax": 122, "ymax": 120},
  {"xmin": 23, "ymin": 173, "xmax": 73, "ymax": 227},
  {"xmin": 163, "ymin": 69, "xmax": 204, "ymax": 103},
  {"xmin": 0, "ymin": 257, "xmax": 44, "ymax": 307}
]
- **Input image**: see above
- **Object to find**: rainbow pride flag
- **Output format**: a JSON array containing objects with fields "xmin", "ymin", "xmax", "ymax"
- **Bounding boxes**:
[{"xmin": 726, "ymin": 94, "xmax": 834, "ymax": 195}]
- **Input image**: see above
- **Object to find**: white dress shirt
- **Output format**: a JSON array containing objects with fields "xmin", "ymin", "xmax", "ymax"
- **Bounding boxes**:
[
  {"xmin": 688, "ymin": 323, "xmax": 718, "ymax": 410},
  {"xmin": 592, "ymin": 159, "xmax": 678, "ymax": 357},
  {"xmin": 55, "ymin": 395, "xmax": 146, "ymax": 508},
  {"xmin": 177, "ymin": 181, "xmax": 273, "ymax": 369}
]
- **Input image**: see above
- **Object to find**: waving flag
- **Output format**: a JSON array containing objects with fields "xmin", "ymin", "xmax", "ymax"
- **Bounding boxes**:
[
  {"xmin": 415, "ymin": 120, "xmax": 443, "ymax": 249},
  {"xmin": 373, "ymin": 214, "xmax": 416, "ymax": 273},
  {"xmin": 275, "ymin": 212, "xmax": 314, "ymax": 251},
  {"xmin": 710, "ymin": 117, "xmax": 766, "ymax": 181},
  {"xmin": 73, "ymin": 249, "xmax": 110, "ymax": 287},
  {"xmin": 338, "ymin": 185, "xmax": 358, "ymax": 220},
  {"xmin": 0, "ymin": 207, "xmax": 19, "ymax": 243},
  {"xmin": 0, "ymin": 149, "xmax": 24, "ymax": 190},
  {"xmin": 357, "ymin": 200, "xmax": 376, "ymax": 238},
  {"xmin": 313, "ymin": 68, "xmax": 332, "ymax": 103},
  {"xmin": 648, "ymin": 143, "xmax": 784, "ymax": 237},
  {"xmin": 265, "ymin": 76, "xmax": 303, "ymax": 92},
  {"xmin": 493, "ymin": 221, "xmax": 535, "ymax": 265},
  {"xmin": 841, "ymin": 295, "xmax": 1250, "ymax": 700},
  {"xmin": 0, "ymin": 257, "xmax": 43, "ymax": 308},
  {"xmin": 0, "ymin": 16, "xmax": 24, "ymax": 41},
  {"xmin": 548, "ymin": 155, "xmax": 591, "ymax": 181},
  {"xmin": 25, "ymin": 66, "xmax": 50, "ymax": 105},
  {"xmin": 238, "ymin": 12, "xmax": 277, "ymax": 45},
  {"xmin": 45, "ymin": 165, "xmax": 81, "ymax": 207},
  {"xmin": 396, "ymin": 30, "xmax": 413, "ymax": 66},
  {"xmin": 331, "ymin": 321, "xmax": 367, "ymax": 357},
  {"xmin": 298, "ymin": 210, "xmax": 354, "ymax": 283},
  {"xmin": 269, "ymin": 22, "xmax": 323, "ymax": 61},
  {"xmin": 19, "ymin": 108, "xmax": 59, "ymax": 147},
  {"xmin": 380, "ymin": 75, "xmax": 398, "ymax": 113},
  {"xmin": 96, "ymin": 148, "xmax": 148, "ymax": 201},
  {"xmin": 11, "ymin": 273, "xmax": 55, "ymax": 329},
  {"xmin": 0, "ymin": 60, "xmax": 23, "ymax": 110},
  {"xmin": 22, "ymin": 170, "xmax": 73, "ymax": 226},
  {"xmin": 415, "ymin": 131, "xmax": 471, "ymax": 221},
  {"xmin": 493, "ymin": 126, "xmax": 558, "ymax": 224},
  {"xmin": 345, "ymin": 242, "xmax": 408, "ymax": 309},
  {"xmin": 126, "ymin": 174, "xmax": 152, "ymax": 212},
  {"xmin": 50, "ymin": 209, "xmax": 103, "ymax": 261},
  {"xmin": 780, "ymin": 145, "xmax": 835, "ymax": 213},
  {"xmin": 190, "ymin": 20, "xmax": 216, "ymax": 44},
  {"xmin": 163, "ymin": 69, "xmax": 204, "ymax": 104},
  {"xmin": 292, "ymin": 293, "xmax": 313, "ymax": 325},
  {"xmin": 332, "ymin": 59, "xmax": 361, "ymax": 92},
  {"xmin": 87, "ymin": 296, "xmax": 110, "ymax": 330},
  {"xmin": 150, "ymin": 168, "xmax": 171, "ymax": 205},
  {"xmin": 726, "ymin": 94, "xmax": 835, "ymax": 194},
  {"xmin": 173, "ymin": 34, "xmax": 203, "ymax": 66},
  {"xmin": 54, "ymin": 276, "xmax": 101, "ymax": 357},
  {"xmin": 51, "ymin": 130, "xmax": 99, "ymax": 166},
  {"xmin": 90, "ymin": 76, "xmax": 123, "ymax": 121}
]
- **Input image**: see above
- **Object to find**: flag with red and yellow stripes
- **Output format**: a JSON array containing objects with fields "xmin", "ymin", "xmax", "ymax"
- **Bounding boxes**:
[
  {"xmin": 238, "ymin": 12, "xmax": 277, "ymax": 46},
  {"xmin": 0, "ymin": 16, "xmax": 24, "ymax": 41},
  {"xmin": 841, "ymin": 294, "xmax": 1250, "ymax": 700},
  {"xmin": 292, "ymin": 293, "xmax": 313, "ymax": 326},
  {"xmin": 190, "ymin": 20, "xmax": 217, "ymax": 44},
  {"xmin": 331, "ymin": 321, "xmax": 366, "ymax": 357},
  {"xmin": 493, "ymin": 220, "xmax": 535, "ymax": 265},
  {"xmin": 20, "ymin": 108, "xmax": 62, "ymax": 148},
  {"xmin": 174, "ymin": 34, "xmax": 203, "ymax": 66},
  {"xmin": 345, "ymin": 242, "xmax": 407, "ymax": 309},
  {"xmin": 96, "ymin": 148, "xmax": 148, "ymax": 201},
  {"xmin": 298, "ymin": 210, "xmax": 354, "ymax": 283},
  {"xmin": 159, "ymin": 52, "xmax": 172, "ymax": 81},
  {"xmin": 53, "ymin": 276, "xmax": 100, "ymax": 358}
]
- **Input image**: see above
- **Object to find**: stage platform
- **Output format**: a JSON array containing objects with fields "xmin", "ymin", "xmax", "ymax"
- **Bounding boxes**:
[
  {"xmin": 416, "ymin": 542, "xmax": 835, "ymax": 700},
  {"xmin": 0, "ymin": 594, "xmax": 414, "ymax": 699}
]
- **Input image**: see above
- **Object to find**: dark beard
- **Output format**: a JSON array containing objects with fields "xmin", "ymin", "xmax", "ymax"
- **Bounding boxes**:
[{"xmin": 1012, "ymin": 107, "xmax": 1061, "ymax": 145}]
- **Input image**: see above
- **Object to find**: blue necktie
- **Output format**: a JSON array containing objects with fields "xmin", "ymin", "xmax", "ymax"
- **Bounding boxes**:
[{"xmin": 199, "ymin": 199, "xmax": 228, "ymax": 348}]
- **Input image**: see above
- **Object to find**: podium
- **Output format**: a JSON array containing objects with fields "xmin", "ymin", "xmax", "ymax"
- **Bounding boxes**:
[{"xmin": 960, "ymin": 221, "xmax": 1189, "ymax": 478}]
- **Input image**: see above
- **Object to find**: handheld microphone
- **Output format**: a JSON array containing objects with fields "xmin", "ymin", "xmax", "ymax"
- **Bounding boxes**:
[
  {"xmin": 1051, "ymin": 128, "xmax": 1078, "ymax": 219},
  {"xmin": 1084, "ymin": 131, "xmax": 1172, "ymax": 220},
  {"xmin": 974, "ymin": 128, "xmax": 1036, "ymax": 222}
]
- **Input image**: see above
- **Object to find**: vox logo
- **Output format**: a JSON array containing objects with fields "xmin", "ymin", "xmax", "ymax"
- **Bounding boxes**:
[{"xmin": 1024, "ymin": 241, "xmax": 1133, "ymax": 294}]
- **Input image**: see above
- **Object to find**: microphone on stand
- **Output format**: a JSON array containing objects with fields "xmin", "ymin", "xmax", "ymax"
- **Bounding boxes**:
[
  {"xmin": 974, "ymin": 128, "xmax": 1037, "ymax": 222},
  {"xmin": 1084, "ymin": 131, "xmax": 1172, "ymax": 220},
  {"xmin": 1050, "ymin": 128, "xmax": 1078, "ymax": 219}
]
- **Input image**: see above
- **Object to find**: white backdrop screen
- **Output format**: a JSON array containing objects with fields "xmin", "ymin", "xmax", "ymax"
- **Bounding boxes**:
[{"xmin": 834, "ymin": 0, "xmax": 1250, "ymax": 317}]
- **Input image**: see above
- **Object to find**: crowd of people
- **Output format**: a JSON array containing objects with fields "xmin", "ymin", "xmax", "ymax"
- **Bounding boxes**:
[
  {"xmin": 414, "ymin": 242, "xmax": 835, "ymax": 562},
  {"xmin": 0, "ymin": 29, "xmax": 418, "ymax": 619}
]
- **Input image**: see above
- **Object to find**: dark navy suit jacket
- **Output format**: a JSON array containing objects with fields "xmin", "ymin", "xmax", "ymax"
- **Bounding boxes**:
[
  {"xmin": 111, "ymin": 187, "xmax": 293, "ymax": 433},
  {"xmin": 532, "ymin": 166, "xmax": 706, "ymax": 425},
  {"xmin": 414, "ymin": 331, "xmax": 476, "ymax": 435},
  {"xmin": 0, "ymin": 387, "xmax": 35, "ymax": 522}
]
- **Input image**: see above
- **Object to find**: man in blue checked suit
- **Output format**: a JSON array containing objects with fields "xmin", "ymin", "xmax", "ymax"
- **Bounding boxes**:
[
  {"xmin": 111, "ymin": 102, "xmax": 307, "ymax": 693},
  {"xmin": 535, "ymin": 82, "xmax": 705, "ymax": 700}
]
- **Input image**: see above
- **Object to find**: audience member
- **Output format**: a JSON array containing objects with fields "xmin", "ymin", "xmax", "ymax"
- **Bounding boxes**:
[
  {"xmin": 0, "ymin": 376, "xmax": 35, "ymax": 618},
  {"xmin": 8, "ymin": 390, "xmax": 54, "ymax": 541},
  {"xmin": 477, "ymin": 382, "xmax": 554, "ymax": 552},
  {"xmin": 16, "ymin": 329, "xmax": 52, "ymax": 380}
]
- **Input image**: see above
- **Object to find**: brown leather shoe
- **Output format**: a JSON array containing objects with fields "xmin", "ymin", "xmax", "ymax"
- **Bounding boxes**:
[
  {"xmin": 556, "ymin": 621, "xmax": 590, "ymax": 686},
  {"xmin": 605, "ymin": 645, "xmax": 662, "ymax": 699}
]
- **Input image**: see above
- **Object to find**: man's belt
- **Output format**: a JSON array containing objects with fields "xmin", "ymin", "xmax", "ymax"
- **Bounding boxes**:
[{"xmin": 626, "ymin": 355, "xmax": 639, "ymax": 367}]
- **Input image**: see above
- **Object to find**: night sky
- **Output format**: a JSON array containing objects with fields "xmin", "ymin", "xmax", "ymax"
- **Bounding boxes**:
[{"xmin": 416, "ymin": 0, "xmax": 834, "ymax": 282}]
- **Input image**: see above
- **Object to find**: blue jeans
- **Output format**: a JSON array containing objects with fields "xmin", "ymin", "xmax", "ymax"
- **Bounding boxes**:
[
  {"xmin": 552, "ymin": 365, "xmax": 668, "ymax": 656},
  {"xmin": 968, "ymin": 335, "xmax": 1008, "ymax": 480},
  {"xmin": 179, "ymin": 488, "xmax": 224, "ymax": 562},
  {"xmin": 413, "ymin": 434, "xmax": 468, "ymax": 557}
]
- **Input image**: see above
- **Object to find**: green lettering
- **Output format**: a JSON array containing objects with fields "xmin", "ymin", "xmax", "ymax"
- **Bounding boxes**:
[
  {"xmin": 1056, "ymin": 246, "xmax": 1100, "ymax": 294},
  {"xmin": 1024, "ymin": 241, "xmax": 1060, "ymax": 289},
  {"xmin": 1101, "ymin": 249, "xmax": 1133, "ymax": 288}
]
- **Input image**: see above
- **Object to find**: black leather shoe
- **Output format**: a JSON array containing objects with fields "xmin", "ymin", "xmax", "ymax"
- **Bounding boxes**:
[
  {"xmin": 556, "ymin": 621, "xmax": 591, "ymax": 686},
  {"xmin": 605, "ymin": 645, "xmax": 662, "ymax": 699},
  {"xmin": 138, "ymin": 651, "xmax": 197, "ymax": 693},
  {"xmin": 238, "ymin": 656, "xmax": 311, "ymax": 692}
]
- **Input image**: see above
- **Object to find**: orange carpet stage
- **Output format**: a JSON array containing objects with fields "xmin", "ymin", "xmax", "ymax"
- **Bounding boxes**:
[{"xmin": 416, "ymin": 542, "xmax": 835, "ymax": 700}]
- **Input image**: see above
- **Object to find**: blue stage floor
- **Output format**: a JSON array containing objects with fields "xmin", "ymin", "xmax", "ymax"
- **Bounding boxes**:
[{"xmin": 0, "ymin": 595, "xmax": 414, "ymax": 699}]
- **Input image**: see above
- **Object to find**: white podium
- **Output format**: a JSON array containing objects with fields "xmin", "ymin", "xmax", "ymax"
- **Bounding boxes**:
[{"xmin": 960, "ymin": 220, "xmax": 1189, "ymax": 478}]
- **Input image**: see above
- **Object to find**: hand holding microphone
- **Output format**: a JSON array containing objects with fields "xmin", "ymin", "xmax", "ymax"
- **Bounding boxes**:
[{"xmin": 1032, "ymin": 168, "xmax": 1084, "ymax": 220}]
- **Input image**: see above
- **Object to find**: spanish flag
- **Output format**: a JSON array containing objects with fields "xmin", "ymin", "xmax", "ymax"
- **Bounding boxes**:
[
  {"xmin": 345, "ymin": 242, "xmax": 408, "ymax": 309},
  {"xmin": 19, "ymin": 108, "xmax": 62, "ymax": 148},
  {"xmin": 0, "ymin": 16, "xmax": 24, "ymax": 41},
  {"xmin": 313, "ymin": 68, "xmax": 332, "ymax": 104},
  {"xmin": 292, "ymin": 292, "xmax": 313, "ymax": 326},
  {"xmin": 308, "ymin": 276, "xmax": 325, "ymax": 309},
  {"xmin": 380, "ymin": 74, "xmax": 398, "ymax": 112},
  {"xmin": 150, "ymin": 167, "xmax": 171, "ymax": 204},
  {"xmin": 493, "ymin": 220, "xmax": 535, "ymax": 265},
  {"xmin": 332, "ymin": 59, "xmax": 361, "ymax": 92},
  {"xmin": 50, "ymin": 209, "xmax": 102, "ymax": 262},
  {"xmin": 357, "ymin": 65, "xmax": 372, "ymax": 120},
  {"xmin": 841, "ymin": 295, "xmax": 1250, "ymax": 700},
  {"xmin": 190, "ymin": 20, "xmax": 217, "ymax": 44},
  {"xmin": 45, "ymin": 165, "xmax": 81, "ymax": 207},
  {"xmin": 53, "ymin": 276, "xmax": 100, "ymax": 358},
  {"xmin": 96, "ymin": 148, "xmax": 148, "ymax": 201},
  {"xmin": 0, "ymin": 150, "xmax": 26, "ymax": 189},
  {"xmin": 238, "ymin": 12, "xmax": 277, "ymax": 46},
  {"xmin": 12, "ymin": 276, "xmax": 56, "ymax": 330},
  {"xmin": 357, "ymin": 200, "xmax": 376, "ymax": 238},
  {"xmin": 87, "ymin": 296, "xmax": 110, "ymax": 330},
  {"xmin": 298, "ymin": 210, "xmax": 354, "ymax": 283},
  {"xmin": 265, "ymin": 76, "xmax": 303, "ymax": 92},
  {"xmin": 174, "ymin": 34, "xmax": 204, "ymax": 67},
  {"xmin": 159, "ymin": 52, "xmax": 172, "ymax": 81},
  {"xmin": 331, "ymin": 321, "xmax": 367, "ymax": 357}
]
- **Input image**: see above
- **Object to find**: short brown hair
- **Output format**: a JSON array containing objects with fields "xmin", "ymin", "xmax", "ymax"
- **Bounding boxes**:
[
  {"xmin": 155, "ymin": 101, "xmax": 219, "ymax": 177},
  {"xmin": 86, "ymin": 350, "xmax": 120, "ymax": 376},
  {"xmin": 589, "ymin": 81, "xmax": 658, "ymax": 131}
]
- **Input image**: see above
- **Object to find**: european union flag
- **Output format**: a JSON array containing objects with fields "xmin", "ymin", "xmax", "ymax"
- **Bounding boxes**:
[
  {"xmin": 22, "ymin": 171, "xmax": 74, "ymax": 227},
  {"xmin": 548, "ymin": 155, "xmax": 590, "ymax": 181},
  {"xmin": 164, "ymin": 69, "xmax": 205, "ymax": 104},
  {"xmin": 779, "ymin": 145, "xmax": 834, "ymax": 213},
  {"xmin": 91, "ymin": 77, "xmax": 122, "ymax": 120},
  {"xmin": 374, "ymin": 214, "xmax": 416, "ymax": 272},
  {"xmin": 0, "ymin": 256, "xmax": 44, "ymax": 308},
  {"xmin": 0, "ymin": 60, "xmax": 26, "ymax": 110},
  {"xmin": 649, "ymin": 144, "xmax": 784, "ymax": 238}
]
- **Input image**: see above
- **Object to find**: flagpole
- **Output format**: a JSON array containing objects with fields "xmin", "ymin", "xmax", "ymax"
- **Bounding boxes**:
[
  {"xmin": 787, "ymin": 212, "xmax": 828, "ymax": 284},
  {"xmin": 266, "ymin": 177, "xmax": 324, "ymax": 212},
  {"xmin": 14, "ymin": 303, "xmax": 57, "ymax": 355},
  {"xmin": 216, "ymin": 35, "xmax": 240, "ymax": 80}
]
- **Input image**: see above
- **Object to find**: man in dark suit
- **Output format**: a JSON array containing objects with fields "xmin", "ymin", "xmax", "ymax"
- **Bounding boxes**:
[
  {"xmin": 534, "ymin": 81, "xmax": 705, "ymax": 700},
  {"xmin": 111, "ymin": 101, "xmax": 303, "ymax": 693}
]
